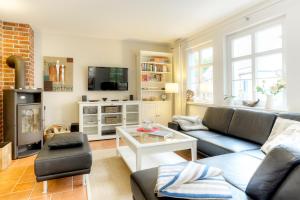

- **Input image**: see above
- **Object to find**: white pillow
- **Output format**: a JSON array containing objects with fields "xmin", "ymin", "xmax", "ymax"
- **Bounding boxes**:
[{"xmin": 261, "ymin": 117, "xmax": 300, "ymax": 154}]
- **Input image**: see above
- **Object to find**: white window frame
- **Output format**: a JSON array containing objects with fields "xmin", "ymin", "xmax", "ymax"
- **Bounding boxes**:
[
  {"xmin": 226, "ymin": 18, "xmax": 286, "ymax": 108},
  {"xmin": 186, "ymin": 43, "xmax": 214, "ymax": 104}
]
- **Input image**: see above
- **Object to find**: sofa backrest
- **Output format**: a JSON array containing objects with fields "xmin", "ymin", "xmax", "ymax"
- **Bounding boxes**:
[
  {"xmin": 227, "ymin": 109, "xmax": 276, "ymax": 145},
  {"xmin": 202, "ymin": 107, "xmax": 235, "ymax": 134},
  {"xmin": 246, "ymin": 146, "xmax": 300, "ymax": 200},
  {"xmin": 278, "ymin": 112, "xmax": 300, "ymax": 121}
]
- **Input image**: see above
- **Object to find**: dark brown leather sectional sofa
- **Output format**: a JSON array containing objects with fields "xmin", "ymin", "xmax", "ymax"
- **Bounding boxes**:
[{"xmin": 130, "ymin": 107, "xmax": 300, "ymax": 200}]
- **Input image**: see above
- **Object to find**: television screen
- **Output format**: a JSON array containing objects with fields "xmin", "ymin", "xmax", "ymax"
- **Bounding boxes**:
[{"xmin": 88, "ymin": 67, "xmax": 128, "ymax": 91}]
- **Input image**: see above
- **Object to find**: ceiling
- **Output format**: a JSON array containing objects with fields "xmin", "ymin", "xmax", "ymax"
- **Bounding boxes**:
[{"xmin": 0, "ymin": 0, "xmax": 265, "ymax": 43}]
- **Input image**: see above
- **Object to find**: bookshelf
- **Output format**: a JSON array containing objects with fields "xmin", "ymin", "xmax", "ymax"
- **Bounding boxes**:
[
  {"xmin": 137, "ymin": 50, "xmax": 173, "ymax": 101},
  {"xmin": 137, "ymin": 51, "xmax": 173, "ymax": 125}
]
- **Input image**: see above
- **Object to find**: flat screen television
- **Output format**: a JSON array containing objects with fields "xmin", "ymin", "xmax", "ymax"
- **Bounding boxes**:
[{"xmin": 88, "ymin": 66, "xmax": 128, "ymax": 91}]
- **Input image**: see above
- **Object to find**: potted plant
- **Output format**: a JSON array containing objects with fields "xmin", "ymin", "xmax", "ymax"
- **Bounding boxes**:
[
  {"xmin": 256, "ymin": 80, "xmax": 286, "ymax": 109},
  {"xmin": 186, "ymin": 89, "xmax": 195, "ymax": 102}
]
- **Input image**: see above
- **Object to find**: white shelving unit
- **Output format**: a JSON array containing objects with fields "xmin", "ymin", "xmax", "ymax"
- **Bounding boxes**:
[
  {"xmin": 137, "ymin": 50, "xmax": 173, "ymax": 126},
  {"xmin": 137, "ymin": 51, "xmax": 173, "ymax": 101},
  {"xmin": 79, "ymin": 101, "xmax": 141, "ymax": 141}
]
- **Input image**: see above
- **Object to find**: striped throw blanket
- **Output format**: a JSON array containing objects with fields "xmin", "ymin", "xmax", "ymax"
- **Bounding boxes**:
[{"xmin": 155, "ymin": 162, "xmax": 232, "ymax": 199}]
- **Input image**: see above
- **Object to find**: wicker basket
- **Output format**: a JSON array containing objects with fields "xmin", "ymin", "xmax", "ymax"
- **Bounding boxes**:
[
  {"xmin": 105, "ymin": 116, "xmax": 120, "ymax": 124},
  {"xmin": 83, "ymin": 106, "xmax": 97, "ymax": 114},
  {"xmin": 104, "ymin": 106, "xmax": 119, "ymax": 113},
  {"xmin": 44, "ymin": 124, "xmax": 70, "ymax": 141}
]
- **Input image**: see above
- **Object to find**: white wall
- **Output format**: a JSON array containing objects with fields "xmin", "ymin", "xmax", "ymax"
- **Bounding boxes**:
[
  {"xmin": 175, "ymin": 0, "xmax": 300, "ymax": 115},
  {"xmin": 186, "ymin": 104, "xmax": 207, "ymax": 118},
  {"xmin": 34, "ymin": 33, "xmax": 170, "ymax": 126}
]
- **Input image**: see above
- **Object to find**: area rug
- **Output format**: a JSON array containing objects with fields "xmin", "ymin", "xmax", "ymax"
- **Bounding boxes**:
[{"xmin": 87, "ymin": 148, "xmax": 132, "ymax": 200}]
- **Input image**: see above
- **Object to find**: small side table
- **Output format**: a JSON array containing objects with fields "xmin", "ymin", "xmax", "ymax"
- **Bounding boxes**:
[{"xmin": 0, "ymin": 142, "xmax": 12, "ymax": 170}]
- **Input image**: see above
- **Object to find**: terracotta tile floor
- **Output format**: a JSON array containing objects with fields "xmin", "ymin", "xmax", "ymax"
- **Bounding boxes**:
[
  {"xmin": 0, "ymin": 140, "xmax": 115, "ymax": 200},
  {"xmin": 0, "ymin": 139, "xmax": 193, "ymax": 200}
]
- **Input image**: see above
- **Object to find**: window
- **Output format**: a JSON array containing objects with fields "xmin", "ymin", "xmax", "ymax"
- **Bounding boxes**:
[
  {"xmin": 187, "ymin": 46, "xmax": 213, "ymax": 103},
  {"xmin": 227, "ymin": 20, "xmax": 285, "ymax": 108}
]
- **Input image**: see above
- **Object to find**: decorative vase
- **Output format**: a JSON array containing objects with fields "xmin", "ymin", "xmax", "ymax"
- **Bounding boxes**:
[
  {"xmin": 49, "ymin": 65, "xmax": 56, "ymax": 82},
  {"xmin": 59, "ymin": 64, "xmax": 65, "ymax": 84},
  {"xmin": 265, "ymin": 95, "xmax": 273, "ymax": 109}
]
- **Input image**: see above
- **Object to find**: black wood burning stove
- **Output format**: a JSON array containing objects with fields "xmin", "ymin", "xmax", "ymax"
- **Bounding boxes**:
[
  {"xmin": 3, "ymin": 89, "xmax": 43, "ymax": 159},
  {"xmin": 3, "ymin": 56, "xmax": 43, "ymax": 159}
]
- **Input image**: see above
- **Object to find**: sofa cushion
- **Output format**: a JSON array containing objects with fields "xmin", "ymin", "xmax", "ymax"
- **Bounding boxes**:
[
  {"xmin": 182, "ymin": 129, "xmax": 221, "ymax": 139},
  {"xmin": 131, "ymin": 167, "xmax": 253, "ymax": 200},
  {"xmin": 279, "ymin": 113, "xmax": 300, "ymax": 122},
  {"xmin": 261, "ymin": 119, "xmax": 300, "ymax": 154},
  {"xmin": 197, "ymin": 153, "xmax": 261, "ymax": 191},
  {"xmin": 242, "ymin": 149, "xmax": 266, "ymax": 160},
  {"xmin": 185, "ymin": 130, "xmax": 260, "ymax": 156},
  {"xmin": 202, "ymin": 107, "xmax": 235, "ymax": 134},
  {"xmin": 246, "ymin": 146, "xmax": 300, "ymax": 200},
  {"xmin": 48, "ymin": 132, "xmax": 83, "ymax": 149},
  {"xmin": 227, "ymin": 109, "xmax": 276, "ymax": 145}
]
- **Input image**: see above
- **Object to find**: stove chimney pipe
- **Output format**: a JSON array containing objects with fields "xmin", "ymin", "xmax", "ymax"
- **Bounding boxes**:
[{"xmin": 6, "ymin": 55, "xmax": 26, "ymax": 89}]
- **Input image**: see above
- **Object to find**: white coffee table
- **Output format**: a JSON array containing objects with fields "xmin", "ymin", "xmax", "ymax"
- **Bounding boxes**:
[{"xmin": 116, "ymin": 124, "xmax": 197, "ymax": 172}]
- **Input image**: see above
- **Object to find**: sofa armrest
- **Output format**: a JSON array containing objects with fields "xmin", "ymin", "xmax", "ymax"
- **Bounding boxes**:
[
  {"xmin": 272, "ymin": 165, "xmax": 300, "ymax": 200},
  {"xmin": 168, "ymin": 121, "xmax": 182, "ymax": 131}
]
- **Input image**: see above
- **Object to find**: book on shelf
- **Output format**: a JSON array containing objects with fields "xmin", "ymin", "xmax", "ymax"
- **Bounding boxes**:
[
  {"xmin": 141, "ymin": 63, "xmax": 168, "ymax": 72},
  {"xmin": 142, "ymin": 74, "xmax": 162, "ymax": 82}
]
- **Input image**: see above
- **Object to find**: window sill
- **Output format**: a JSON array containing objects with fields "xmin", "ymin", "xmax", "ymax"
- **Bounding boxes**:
[
  {"xmin": 186, "ymin": 101, "xmax": 214, "ymax": 106},
  {"xmin": 226, "ymin": 105, "xmax": 287, "ymax": 113},
  {"xmin": 186, "ymin": 102, "xmax": 288, "ymax": 113}
]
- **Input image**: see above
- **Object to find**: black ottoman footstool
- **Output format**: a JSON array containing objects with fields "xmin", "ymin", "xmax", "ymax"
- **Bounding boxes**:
[{"xmin": 34, "ymin": 133, "xmax": 92, "ymax": 193}]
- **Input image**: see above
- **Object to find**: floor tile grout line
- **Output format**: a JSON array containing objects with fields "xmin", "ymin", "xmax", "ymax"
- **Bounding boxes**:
[
  {"xmin": 32, "ymin": 180, "xmax": 75, "ymax": 198},
  {"xmin": 0, "ymin": 190, "xmax": 32, "ymax": 198},
  {"xmin": 10, "ymin": 163, "xmax": 29, "ymax": 194},
  {"xmin": 47, "ymin": 177, "xmax": 86, "ymax": 198},
  {"xmin": 0, "ymin": 162, "xmax": 33, "ymax": 198},
  {"xmin": 11, "ymin": 175, "xmax": 88, "ymax": 196},
  {"xmin": 2, "ymin": 157, "xmax": 37, "ymax": 199},
  {"xmin": 27, "ymin": 180, "xmax": 36, "ymax": 200}
]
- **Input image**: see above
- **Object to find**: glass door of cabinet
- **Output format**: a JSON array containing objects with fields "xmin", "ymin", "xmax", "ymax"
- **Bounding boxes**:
[
  {"xmin": 125, "ymin": 104, "xmax": 140, "ymax": 126},
  {"xmin": 82, "ymin": 105, "xmax": 99, "ymax": 136},
  {"xmin": 101, "ymin": 105, "xmax": 122, "ymax": 136}
]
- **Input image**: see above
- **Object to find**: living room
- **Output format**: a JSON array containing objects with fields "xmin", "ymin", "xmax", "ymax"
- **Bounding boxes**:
[{"xmin": 0, "ymin": 0, "xmax": 300, "ymax": 199}]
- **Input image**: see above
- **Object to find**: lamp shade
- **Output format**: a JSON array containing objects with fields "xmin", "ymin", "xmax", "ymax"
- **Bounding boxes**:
[{"xmin": 165, "ymin": 83, "xmax": 179, "ymax": 93}]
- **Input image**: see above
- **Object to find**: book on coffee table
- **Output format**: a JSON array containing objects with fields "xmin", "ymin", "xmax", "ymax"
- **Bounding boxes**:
[{"xmin": 147, "ymin": 130, "xmax": 173, "ymax": 139}]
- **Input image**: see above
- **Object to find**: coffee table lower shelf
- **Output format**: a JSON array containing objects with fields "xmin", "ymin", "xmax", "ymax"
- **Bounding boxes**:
[{"xmin": 117, "ymin": 146, "xmax": 186, "ymax": 172}]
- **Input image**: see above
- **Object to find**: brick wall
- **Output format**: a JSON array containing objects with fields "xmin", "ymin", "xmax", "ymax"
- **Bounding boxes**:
[
  {"xmin": 0, "ymin": 20, "xmax": 34, "ymax": 141},
  {"xmin": 0, "ymin": 21, "xmax": 2, "ymax": 142}
]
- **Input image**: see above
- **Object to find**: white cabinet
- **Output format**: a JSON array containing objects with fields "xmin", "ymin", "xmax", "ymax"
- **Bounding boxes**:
[
  {"xmin": 141, "ymin": 102, "xmax": 156, "ymax": 122},
  {"xmin": 141, "ymin": 101, "xmax": 171, "ymax": 126},
  {"xmin": 156, "ymin": 101, "xmax": 172, "ymax": 125},
  {"xmin": 79, "ymin": 101, "xmax": 141, "ymax": 141}
]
